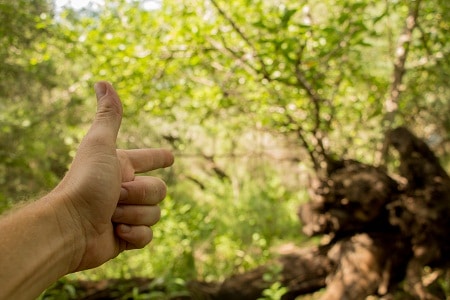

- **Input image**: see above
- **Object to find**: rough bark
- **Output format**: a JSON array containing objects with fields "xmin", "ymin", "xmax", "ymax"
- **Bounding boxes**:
[
  {"xmin": 386, "ymin": 127, "xmax": 450, "ymax": 299},
  {"xmin": 295, "ymin": 127, "xmax": 450, "ymax": 300}
]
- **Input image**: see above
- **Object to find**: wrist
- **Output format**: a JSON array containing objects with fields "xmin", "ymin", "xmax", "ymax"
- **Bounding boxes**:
[
  {"xmin": 41, "ymin": 191, "xmax": 87, "ymax": 273},
  {"xmin": 0, "ymin": 193, "xmax": 86, "ymax": 299}
]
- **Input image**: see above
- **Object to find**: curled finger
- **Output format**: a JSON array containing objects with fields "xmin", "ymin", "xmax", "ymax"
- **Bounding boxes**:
[
  {"xmin": 116, "ymin": 224, "xmax": 153, "ymax": 250},
  {"xmin": 120, "ymin": 176, "xmax": 167, "ymax": 205},
  {"xmin": 112, "ymin": 205, "xmax": 161, "ymax": 226}
]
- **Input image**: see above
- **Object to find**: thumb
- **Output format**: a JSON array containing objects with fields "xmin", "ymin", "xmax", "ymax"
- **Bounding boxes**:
[{"xmin": 88, "ymin": 81, "xmax": 123, "ymax": 146}]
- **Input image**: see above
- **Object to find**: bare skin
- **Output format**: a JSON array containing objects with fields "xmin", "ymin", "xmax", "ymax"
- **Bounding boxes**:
[{"xmin": 0, "ymin": 82, "xmax": 174, "ymax": 299}]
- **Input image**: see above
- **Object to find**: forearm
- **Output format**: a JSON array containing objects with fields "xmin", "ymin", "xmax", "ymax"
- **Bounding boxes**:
[{"xmin": 0, "ymin": 195, "xmax": 84, "ymax": 299}]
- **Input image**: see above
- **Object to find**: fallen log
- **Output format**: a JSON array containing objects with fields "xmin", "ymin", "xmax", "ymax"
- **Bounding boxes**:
[{"xmin": 188, "ymin": 245, "xmax": 332, "ymax": 300}]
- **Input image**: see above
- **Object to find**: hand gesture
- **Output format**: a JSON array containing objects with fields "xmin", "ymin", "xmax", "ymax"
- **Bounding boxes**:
[{"xmin": 51, "ymin": 81, "xmax": 174, "ymax": 271}]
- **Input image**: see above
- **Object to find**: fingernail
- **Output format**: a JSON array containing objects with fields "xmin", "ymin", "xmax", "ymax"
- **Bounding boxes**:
[
  {"xmin": 119, "ymin": 224, "xmax": 132, "ymax": 233},
  {"xmin": 94, "ymin": 82, "xmax": 107, "ymax": 99}
]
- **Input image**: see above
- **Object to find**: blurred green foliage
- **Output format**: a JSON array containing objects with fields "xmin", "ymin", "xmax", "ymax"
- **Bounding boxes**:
[{"xmin": 0, "ymin": 0, "xmax": 449, "ymax": 298}]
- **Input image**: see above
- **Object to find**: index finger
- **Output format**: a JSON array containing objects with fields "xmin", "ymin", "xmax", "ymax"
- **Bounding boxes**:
[{"xmin": 120, "ymin": 149, "xmax": 174, "ymax": 173}]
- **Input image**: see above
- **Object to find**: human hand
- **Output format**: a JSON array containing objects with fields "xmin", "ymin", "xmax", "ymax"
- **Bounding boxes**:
[{"xmin": 50, "ymin": 81, "xmax": 174, "ymax": 272}]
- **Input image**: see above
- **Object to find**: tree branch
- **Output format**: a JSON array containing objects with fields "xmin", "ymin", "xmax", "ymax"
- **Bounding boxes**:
[
  {"xmin": 376, "ymin": 0, "xmax": 422, "ymax": 166},
  {"xmin": 383, "ymin": 0, "xmax": 422, "ymax": 127},
  {"xmin": 209, "ymin": 0, "xmax": 270, "ymax": 79}
]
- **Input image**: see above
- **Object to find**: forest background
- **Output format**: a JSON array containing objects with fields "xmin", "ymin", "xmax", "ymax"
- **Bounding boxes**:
[{"xmin": 0, "ymin": 0, "xmax": 449, "ymax": 298}]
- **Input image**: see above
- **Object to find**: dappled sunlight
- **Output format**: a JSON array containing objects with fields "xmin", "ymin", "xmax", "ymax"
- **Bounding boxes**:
[{"xmin": 1, "ymin": 0, "xmax": 449, "ymax": 299}]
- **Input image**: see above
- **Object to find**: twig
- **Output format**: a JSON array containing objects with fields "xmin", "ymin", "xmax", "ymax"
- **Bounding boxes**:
[{"xmin": 209, "ymin": 0, "xmax": 270, "ymax": 79}]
